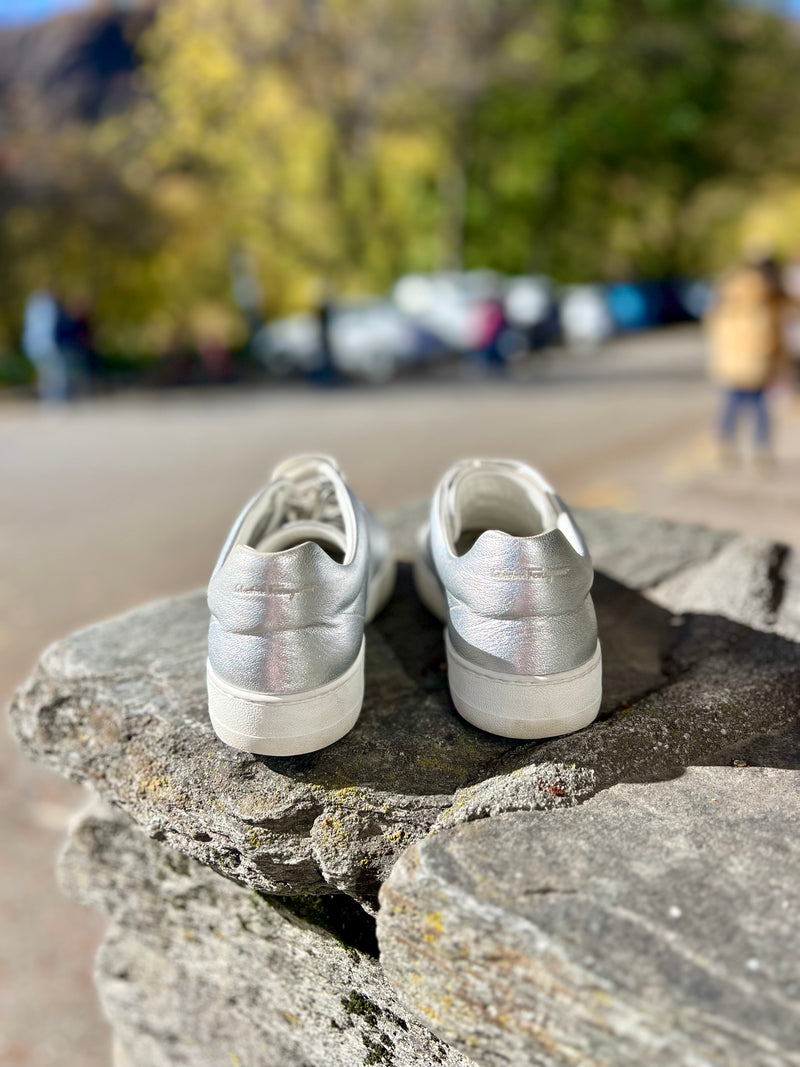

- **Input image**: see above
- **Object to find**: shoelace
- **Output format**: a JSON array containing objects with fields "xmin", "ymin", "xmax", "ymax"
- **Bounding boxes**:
[{"xmin": 263, "ymin": 475, "xmax": 342, "ymax": 535}]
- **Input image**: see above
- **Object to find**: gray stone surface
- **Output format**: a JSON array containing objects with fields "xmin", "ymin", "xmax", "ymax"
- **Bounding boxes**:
[
  {"xmin": 574, "ymin": 507, "xmax": 735, "ymax": 589},
  {"xmin": 648, "ymin": 535, "xmax": 785, "ymax": 634},
  {"xmin": 10, "ymin": 504, "xmax": 800, "ymax": 1066},
  {"xmin": 378, "ymin": 766, "xmax": 800, "ymax": 1067},
  {"xmin": 60, "ymin": 800, "xmax": 473, "ymax": 1067},
  {"xmin": 10, "ymin": 507, "xmax": 800, "ymax": 907},
  {"xmin": 777, "ymin": 548, "xmax": 800, "ymax": 643}
]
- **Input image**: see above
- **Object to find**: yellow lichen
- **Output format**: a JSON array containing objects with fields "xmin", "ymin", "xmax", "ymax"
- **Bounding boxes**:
[
  {"xmin": 139, "ymin": 774, "xmax": 171, "ymax": 795},
  {"xmin": 422, "ymin": 911, "xmax": 444, "ymax": 943}
]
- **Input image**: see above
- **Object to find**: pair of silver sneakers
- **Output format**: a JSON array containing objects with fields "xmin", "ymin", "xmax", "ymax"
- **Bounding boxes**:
[{"xmin": 207, "ymin": 454, "xmax": 602, "ymax": 756}]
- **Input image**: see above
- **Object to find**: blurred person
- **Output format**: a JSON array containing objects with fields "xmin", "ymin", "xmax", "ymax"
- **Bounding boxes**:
[
  {"xmin": 705, "ymin": 260, "xmax": 785, "ymax": 471},
  {"xmin": 191, "ymin": 303, "xmax": 238, "ymax": 383},
  {"xmin": 57, "ymin": 293, "xmax": 101, "ymax": 395},
  {"xmin": 314, "ymin": 282, "xmax": 338, "ymax": 385},
  {"xmin": 197, "ymin": 333, "xmax": 235, "ymax": 382},
  {"xmin": 21, "ymin": 288, "xmax": 71, "ymax": 403},
  {"xmin": 475, "ymin": 297, "xmax": 508, "ymax": 373}
]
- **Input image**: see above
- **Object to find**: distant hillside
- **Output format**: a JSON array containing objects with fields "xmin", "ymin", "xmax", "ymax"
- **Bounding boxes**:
[{"xmin": 0, "ymin": 3, "xmax": 154, "ymax": 125}]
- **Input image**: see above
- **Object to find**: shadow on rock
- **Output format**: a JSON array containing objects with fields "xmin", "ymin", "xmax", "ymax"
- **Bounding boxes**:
[{"xmin": 265, "ymin": 563, "xmax": 800, "ymax": 797}]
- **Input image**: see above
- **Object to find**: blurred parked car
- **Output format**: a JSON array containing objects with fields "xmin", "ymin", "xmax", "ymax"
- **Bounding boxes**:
[
  {"xmin": 253, "ymin": 298, "xmax": 437, "ymax": 383},
  {"xmin": 559, "ymin": 285, "xmax": 615, "ymax": 349},
  {"xmin": 561, "ymin": 278, "xmax": 710, "ymax": 349},
  {"xmin": 330, "ymin": 299, "xmax": 423, "ymax": 383},
  {"xmin": 674, "ymin": 279, "xmax": 712, "ymax": 321},
  {"xmin": 606, "ymin": 282, "xmax": 661, "ymax": 332},
  {"xmin": 503, "ymin": 275, "xmax": 561, "ymax": 351},
  {"xmin": 253, "ymin": 313, "xmax": 321, "ymax": 377},
  {"xmin": 254, "ymin": 271, "xmax": 712, "ymax": 380},
  {"xmin": 606, "ymin": 279, "xmax": 711, "ymax": 332},
  {"xmin": 392, "ymin": 270, "xmax": 504, "ymax": 352}
]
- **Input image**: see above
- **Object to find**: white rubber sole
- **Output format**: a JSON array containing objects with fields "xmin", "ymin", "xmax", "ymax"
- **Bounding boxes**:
[
  {"xmin": 207, "ymin": 639, "xmax": 365, "ymax": 756},
  {"xmin": 414, "ymin": 539, "xmax": 602, "ymax": 738},
  {"xmin": 446, "ymin": 630, "xmax": 602, "ymax": 739}
]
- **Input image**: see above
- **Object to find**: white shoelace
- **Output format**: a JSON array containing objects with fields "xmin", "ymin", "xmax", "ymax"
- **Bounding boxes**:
[{"xmin": 264, "ymin": 475, "xmax": 342, "ymax": 535}]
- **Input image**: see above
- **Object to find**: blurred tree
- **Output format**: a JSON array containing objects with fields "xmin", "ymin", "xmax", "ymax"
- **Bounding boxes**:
[
  {"xmin": 0, "ymin": 6, "xmax": 165, "ymax": 351},
  {"xmin": 465, "ymin": 0, "xmax": 800, "ymax": 279},
  {"xmin": 135, "ymin": 0, "xmax": 800, "ymax": 296},
  {"xmin": 136, "ymin": 0, "xmax": 445, "ymax": 306},
  {"xmin": 4, "ymin": 0, "xmax": 800, "ymax": 357}
]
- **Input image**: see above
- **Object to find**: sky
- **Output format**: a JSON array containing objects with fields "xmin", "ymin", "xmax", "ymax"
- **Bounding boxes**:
[{"xmin": 0, "ymin": 0, "xmax": 91, "ymax": 25}]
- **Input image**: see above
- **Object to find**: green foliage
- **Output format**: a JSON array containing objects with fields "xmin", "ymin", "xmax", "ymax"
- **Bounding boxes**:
[
  {"xmin": 0, "ymin": 347, "xmax": 34, "ymax": 387},
  {"xmin": 3, "ymin": 0, "xmax": 800, "ymax": 354},
  {"xmin": 463, "ymin": 0, "xmax": 800, "ymax": 279}
]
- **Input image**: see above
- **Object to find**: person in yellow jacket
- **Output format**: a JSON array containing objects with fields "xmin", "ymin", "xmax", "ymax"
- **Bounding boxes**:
[{"xmin": 705, "ymin": 261, "xmax": 784, "ymax": 467}]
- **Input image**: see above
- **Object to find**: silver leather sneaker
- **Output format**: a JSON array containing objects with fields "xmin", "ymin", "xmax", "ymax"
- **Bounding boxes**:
[
  {"xmin": 414, "ymin": 458, "xmax": 601, "ymax": 738},
  {"xmin": 207, "ymin": 455, "xmax": 395, "ymax": 755}
]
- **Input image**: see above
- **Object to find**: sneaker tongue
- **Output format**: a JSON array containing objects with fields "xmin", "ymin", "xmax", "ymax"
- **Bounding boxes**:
[
  {"xmin": 271, "ymin": 453, "xmax": 341, "ymax": 481},
  {"xmin": 255, "ymin": 520, "xmax": 348, "ymax": 556}
]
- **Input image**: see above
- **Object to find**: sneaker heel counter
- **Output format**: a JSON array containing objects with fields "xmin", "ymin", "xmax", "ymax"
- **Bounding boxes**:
[{"xmin": 207, "ymin": 545, "xmax": 366, "ymax": 695}]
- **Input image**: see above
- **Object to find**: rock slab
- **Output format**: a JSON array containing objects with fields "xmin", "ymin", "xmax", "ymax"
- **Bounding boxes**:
[
  {"xmin": 61, "ymin": 800, "xmax": 473, "ymax": 1067},
  {"xmin": 378, "ymin": 766, "xmax": 800, "ymax": 1067},
  {"xmin": 10, "ymin": 507, "xmax": 800, "ymax": 905},
  {"xmin": 9, "ymin": 504, "xmax": 800, "ymax": 1066}
]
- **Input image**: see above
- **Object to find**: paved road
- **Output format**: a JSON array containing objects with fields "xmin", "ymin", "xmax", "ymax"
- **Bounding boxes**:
[{"xmin": 2, "ymin": 325, "xmax": 796, "ymax": 1065}]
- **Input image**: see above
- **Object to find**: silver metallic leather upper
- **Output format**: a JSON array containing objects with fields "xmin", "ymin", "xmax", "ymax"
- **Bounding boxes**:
[
  {"xmin": 208, "ymin": 455, "xmax": 388, "ymax": 695},
  {"xmin": 426, "ymin": 458, "xmax": 598, "ymax": 675}
]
